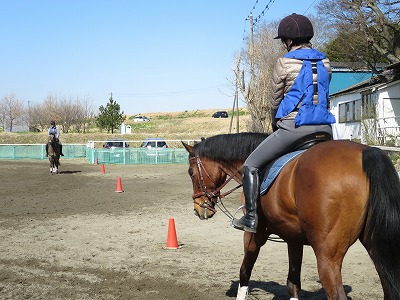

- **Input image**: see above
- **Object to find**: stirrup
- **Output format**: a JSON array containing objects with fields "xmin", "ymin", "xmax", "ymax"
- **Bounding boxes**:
[
  {"xmin": 231, "ymin": 217, "xmax": 257, "ymax": 233},
  {"xmin": 231, "ymin": 205, "xmax": 245, "ymax": 230},
  {"xmin": 231, "ymin": 206, "xmax": 258, "ymax": 233},
  {"xmin": 230, "ymin": 205, "xmax": 245, "ymax": 225}
]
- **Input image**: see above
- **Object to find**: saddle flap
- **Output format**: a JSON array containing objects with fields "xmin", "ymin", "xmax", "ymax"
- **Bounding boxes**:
[{"xmin": 260, "ymin": 150, "xmax": 305, "ymax": 196}]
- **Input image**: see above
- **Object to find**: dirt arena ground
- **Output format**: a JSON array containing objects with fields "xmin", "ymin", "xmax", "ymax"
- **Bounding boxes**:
[{"xmin": 0, "ymin": 159, "xmax": 384, "ymax": 299}]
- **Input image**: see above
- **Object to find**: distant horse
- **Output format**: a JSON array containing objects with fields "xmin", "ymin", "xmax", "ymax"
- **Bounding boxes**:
[
  {"xmin": 48, "ymin": 134, "xmax": 60, "ymax": 174},
  {"xmin": 183, "ymin": 133, "xmax": 400, "ymax": 300}
]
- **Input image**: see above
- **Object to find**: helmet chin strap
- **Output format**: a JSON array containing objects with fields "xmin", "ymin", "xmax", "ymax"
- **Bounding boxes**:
[{"xmin": 283, "ymin": 39, "xmax": 293, "ymax": 52}]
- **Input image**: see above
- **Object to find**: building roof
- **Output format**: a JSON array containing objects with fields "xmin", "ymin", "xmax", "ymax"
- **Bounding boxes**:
[
  {"xmin": 330, "ymin": 62, "xmax": 400, "ymax": 97},
  {"xmin": 330, "ymin": 62, "xmax": 386, "ymax": 72}
]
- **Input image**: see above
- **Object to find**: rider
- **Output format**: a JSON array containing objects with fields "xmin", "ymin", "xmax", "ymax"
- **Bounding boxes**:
[
  {"xmin": 46, "ymin": 120, "xmax": 64, "ymax": 157},
  {"xmin": 232, "ymin": 13, "xmax": 335, "ymax": 233}
]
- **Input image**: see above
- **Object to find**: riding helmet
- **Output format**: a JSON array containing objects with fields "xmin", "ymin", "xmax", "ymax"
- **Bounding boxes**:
[
  {"xmin": 50, "ymin": 120, "xmax": 56, "ymax": 126},
  {"xmin": 274, "ymin": 13, "xmax": 314, "ymax": 40}
]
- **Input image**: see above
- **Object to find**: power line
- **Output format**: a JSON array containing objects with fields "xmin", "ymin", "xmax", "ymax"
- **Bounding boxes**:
[
  {"xmin": 242, "ymin": 18, "xmax": 248, "ymax": 43},
  {"xmin": 246, "ymin": 0, "xmax": 276, "ymax": 26},
  {"xmin": 112, "ymin": 85, "xmax": 230, "ymax": 98},
  {"xmin": 303, "ymin": 0, "xmax": 318, "ymax": 14},
  {"xmin": 247, "ymin": 0, "xmax": 261, "ymax": 19},
  {"xmin": 248, "ymin": 0, "xmax": 317, "ymax": 27}
]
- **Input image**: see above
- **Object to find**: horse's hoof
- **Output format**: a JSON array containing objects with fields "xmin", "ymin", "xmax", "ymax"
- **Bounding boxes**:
[{"xmin": 236, "ymin": 284, "xmax": 248, "ymax": 300}]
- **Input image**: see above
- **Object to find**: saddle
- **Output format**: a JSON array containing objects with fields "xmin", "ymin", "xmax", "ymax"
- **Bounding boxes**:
[
  {"xmin": 288, "ymin": 131, "xmax": 332, "ymax": 151},
  {"xmin": 260, "ymin": 131, "xmax": 332, "ymax": 195}
]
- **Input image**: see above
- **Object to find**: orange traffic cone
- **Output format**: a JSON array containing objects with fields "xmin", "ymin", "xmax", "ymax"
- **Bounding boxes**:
[
  {"xmin": 164, "ymin": 218, "xmax": 179, "ymax": 249},
  {"xmin": 115, "ymin": 177, "xmax": 124, "ymax": 193},
  {"xmin": 101, "ymin": 164, "xmax": 105, "ymax": 174},
  {"xmin": 95, "ymin": 158, "xmax": 99, "ymax": 165}
]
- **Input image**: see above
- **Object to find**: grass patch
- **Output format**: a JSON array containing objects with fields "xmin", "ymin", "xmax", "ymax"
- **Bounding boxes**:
[
  {"xmin": 0, "ymin": 108, "xmax": 250, "ymax": 144},
  {"xmin": 153, "ymin": 114, "xmax": 175, "ymax": 120},
  {"xmin": 129, "ymin": 122, "xmax": 154, "ymax": 130},
  {"xmin": 175, "ymin": 110, "xmax": 208, "ymax": 119}
]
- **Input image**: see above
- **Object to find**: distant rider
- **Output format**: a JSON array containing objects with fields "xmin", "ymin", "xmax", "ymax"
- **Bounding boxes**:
[{"xmin": 46, "ymin": 120, "xmax": 64, "ymax": 156}]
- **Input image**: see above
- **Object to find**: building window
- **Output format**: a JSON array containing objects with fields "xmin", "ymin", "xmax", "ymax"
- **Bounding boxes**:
[
  {"xmin": 355, "ymin": 99, "xmax": 361, "ymax": 121},
  {"xmin": 339, "ymin": 103, "xmax": 346, "ymax": 122},
  {"xmin": 338, "ymin": 99, "xmax": 361, "ymax": 123},
  {"xmin": 361, "ymin": 92, "xmax": 376, "ymax": 119}
]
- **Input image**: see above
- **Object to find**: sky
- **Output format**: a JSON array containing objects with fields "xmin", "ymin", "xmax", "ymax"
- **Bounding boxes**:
[{"xmin": 0, "ymin": 1, "xmax": 318, "ymax": 115}]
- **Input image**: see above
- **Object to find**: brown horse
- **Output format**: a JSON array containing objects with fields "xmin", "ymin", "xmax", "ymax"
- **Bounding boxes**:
[
  {"xmin": 48, "ymin": 134, "xmax": 60, "ymax": 174},
  {"xmin": 183, "ymin": 133, "xmax": 400, "ymax": 300}
]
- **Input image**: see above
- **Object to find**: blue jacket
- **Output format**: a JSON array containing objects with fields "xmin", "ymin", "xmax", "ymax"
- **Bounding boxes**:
[{"xmin": 276, "ymin": 49, "xmax": 335, "ymax": 126}]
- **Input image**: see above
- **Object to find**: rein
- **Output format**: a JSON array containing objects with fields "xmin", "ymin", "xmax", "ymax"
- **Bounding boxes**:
[
  {"xmin": 190, "ymin": 153, "xmax": 285, "ymax": 243},
  {"xmin": 190, "ymin": 155, "xmax": 243, "ymax": 216}
]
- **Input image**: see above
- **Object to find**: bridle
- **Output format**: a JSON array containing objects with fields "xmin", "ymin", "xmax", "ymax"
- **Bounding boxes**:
[
  {"xmin": 49, "ymin": 134, "xmax": 57, "ymax": 145},
  {"xmin": 189, "ymin": 151, "xmax": 286, "ymax": 243},
  {"xmin": 190, "ymin": 154, "xmax": 243, "ymax": 215}
]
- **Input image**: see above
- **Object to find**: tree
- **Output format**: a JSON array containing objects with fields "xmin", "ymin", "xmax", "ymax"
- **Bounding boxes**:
[
  {"xmin": 29, "ymin": 102, "xmax": 48, "ymax": 132},
  {"xmin": 27, "ymin": 94, "xmax": 95, "ymax": 133},
  {"xmin": 0, "ymin": 93, "xmax": 25, "ymax": 132},
  {"xmin": 73, "ymin": 96, "xmax": 95, "ymax": 133},
  {"xmin": 317, "ymin": 0, "xmax": 400, "ymax": 70},
  {"xmin": 96, "ymin": 94, "xmax": 125, "ymax": 133},
  {"xmin": 235, "ymin": 18, "xmax": 283, "ymax": 132}
]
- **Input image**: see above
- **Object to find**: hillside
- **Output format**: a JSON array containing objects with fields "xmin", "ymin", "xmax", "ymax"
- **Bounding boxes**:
[{"xmin": 0, "ymin": 109, "xmax": 250, "ymax": 145}]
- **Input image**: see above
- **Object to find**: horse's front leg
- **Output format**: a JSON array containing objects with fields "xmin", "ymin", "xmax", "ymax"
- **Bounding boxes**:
[
  {"xmin": 54, "ymin": 158, "xmax": 59, "ymax": 174},
  {"xmin": 237, "ymin": 228, "xmax": 269, "ymax": 300},
  {"xmin": 287, "ymin": 243, "xmax": 303, "ymax": 300}
]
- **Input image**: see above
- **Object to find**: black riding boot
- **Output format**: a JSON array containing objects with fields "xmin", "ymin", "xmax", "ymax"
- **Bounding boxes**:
[
  {"xmin": 60, "ymin": 144, "xmax": 64, "ymax": 156},
  {"xmin": 232, "ymin": 166, "xmax": 260, "ymax": 233},
  {"xmin": 45, "ymin": 144, "xmax": 48, "ymax": 157}
]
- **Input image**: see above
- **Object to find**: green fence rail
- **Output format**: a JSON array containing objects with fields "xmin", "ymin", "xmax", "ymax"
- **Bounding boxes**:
[
  {"xmin": 0, "ymin": 144, "xmax": 189, "ymax": 165},
  {"xmin": 0, "ymin": 144, "xmax": 87, "ymax": 160},
  {"xmin": 86, "ymin": 147, "xmax": 188, "ymax": 164}
]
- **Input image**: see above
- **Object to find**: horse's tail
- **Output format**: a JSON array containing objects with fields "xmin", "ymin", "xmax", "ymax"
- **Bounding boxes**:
[{"xmin": 362, "ymin": 146, "xmax": 400, "ymax": 297}]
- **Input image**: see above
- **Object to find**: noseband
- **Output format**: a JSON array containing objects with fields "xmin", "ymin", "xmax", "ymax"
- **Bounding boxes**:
[{"xmin": 190, "ymin": 155, "xmax": 243, "ymax": 213}]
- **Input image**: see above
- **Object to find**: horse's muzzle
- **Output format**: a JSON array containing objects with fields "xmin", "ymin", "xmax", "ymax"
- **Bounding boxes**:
[{"xmin": 193, "ymin": 201, "xmax": 215, "ymax": 220}]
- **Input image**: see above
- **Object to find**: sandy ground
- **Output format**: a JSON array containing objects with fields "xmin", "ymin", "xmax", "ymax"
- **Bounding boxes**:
[{"xmin": 0, "ymin": 159, "xmax": 384, "ymax": 299}]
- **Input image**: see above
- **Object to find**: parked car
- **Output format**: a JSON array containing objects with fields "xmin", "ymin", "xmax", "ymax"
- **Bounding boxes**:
[
  {"xmin": 133, "ymin": 115, "xmax": 150, "ymax": 122},
  {"xmin": 103, "ymin": 139, "xmax": 129, "ymax": 149},
  {"xmin": 140, "ymin": 138, "xmax": 168, "ymax": 149},
  {"xmin": 212, "ymin": 111, "xmax": 228, "ymax": 118}
]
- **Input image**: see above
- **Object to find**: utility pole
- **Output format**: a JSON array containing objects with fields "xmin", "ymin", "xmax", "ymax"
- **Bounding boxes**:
[
  {"xmin": 235, "ymin": 86, "xmax": 239, "ymax": 132},
  {"xmin": 27, "ymin": 100, "xmax": 30, "ymax": 131},
  {"xmin": 229, "ymin": 82, "xmax": 240, "ymax": 134},
  {"xmin": 249, "ymin": 14, "xmax": 255, "ymax": 99}
]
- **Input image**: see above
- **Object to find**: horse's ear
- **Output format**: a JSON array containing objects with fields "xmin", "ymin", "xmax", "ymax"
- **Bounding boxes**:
[{"xmin": 181, "ymin": 141, "xmax": 193, "ymax": 153}]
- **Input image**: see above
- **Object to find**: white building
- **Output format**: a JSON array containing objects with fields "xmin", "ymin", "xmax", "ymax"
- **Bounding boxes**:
[{"xmin": 329, "ymin": 62, "xmax": 400, "ymax": 145}]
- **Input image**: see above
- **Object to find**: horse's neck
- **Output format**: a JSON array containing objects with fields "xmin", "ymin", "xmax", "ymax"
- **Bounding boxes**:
[
  {"xmin": 219, "ymin": 160, "xmax": 244, "ymax": 183},
  {"xmin": 48, "ymin": 141, "xmax": 59, "ymax": 153}
]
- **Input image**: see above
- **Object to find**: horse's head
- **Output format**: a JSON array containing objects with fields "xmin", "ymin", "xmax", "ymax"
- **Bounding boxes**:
[
  {"xmin": 48, "ymin": 133, "xmax": 56, "ymax": 143},
  {"xmin": 182, "ymin": 141, "xmax": 228, "ymax": 220}
]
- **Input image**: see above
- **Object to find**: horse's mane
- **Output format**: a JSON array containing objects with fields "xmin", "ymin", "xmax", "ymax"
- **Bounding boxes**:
[{"xmin": 193, "ymin": 132, "xmax": 269, "ymax": 162}]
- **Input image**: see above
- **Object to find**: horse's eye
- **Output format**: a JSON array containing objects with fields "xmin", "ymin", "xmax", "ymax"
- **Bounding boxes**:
[{"xmin": 188, "ymin": 168, "xmax": 194, "ymax": 177}]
